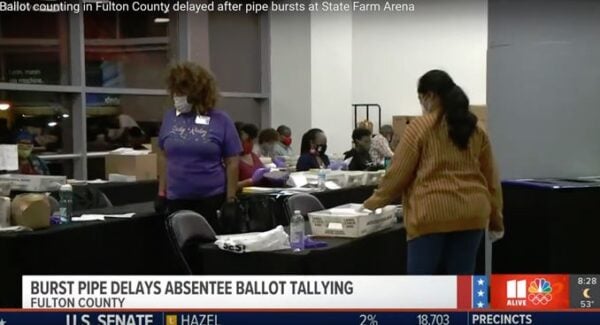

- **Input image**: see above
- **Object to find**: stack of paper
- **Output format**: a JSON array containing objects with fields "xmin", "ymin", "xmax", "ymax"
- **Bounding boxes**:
[
  {"xmin": 72, "ymin": 213, "xmax": 135, "ymax": 222},
  {"xmin": 0, "ymin": 145, "xmax": 18, "ymax": 171}
]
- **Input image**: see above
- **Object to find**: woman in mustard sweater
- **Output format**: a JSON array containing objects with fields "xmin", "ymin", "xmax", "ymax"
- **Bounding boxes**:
[{"xmin": 363, "ymin": 70, "xmax": 504, "ymax": 275}]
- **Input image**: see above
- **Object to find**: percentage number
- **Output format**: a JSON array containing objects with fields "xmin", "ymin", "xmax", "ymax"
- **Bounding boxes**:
[{"xmin": 359, "ymin": 314, "xmax": 379, "ymax": 325}]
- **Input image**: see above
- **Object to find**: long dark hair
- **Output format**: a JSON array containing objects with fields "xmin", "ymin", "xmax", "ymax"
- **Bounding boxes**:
[
  {"xmin": 418, "ymin": 70, "xmax": 477, "ymax": 150},
  {"xmin": 300, "ymin": 128, "xmax": 323, "ymax": 154}
]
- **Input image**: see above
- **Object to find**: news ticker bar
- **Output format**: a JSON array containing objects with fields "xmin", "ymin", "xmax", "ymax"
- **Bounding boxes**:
[
  {"xmin": 22, "ymin": 274, "xmax": 600, "ymax": 310},
  {"xmin": 2, "ymin": 312, "xmax": 600, "ymax": 325}
]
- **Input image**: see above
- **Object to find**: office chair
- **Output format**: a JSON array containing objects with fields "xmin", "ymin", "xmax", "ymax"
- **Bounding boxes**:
[{"xmin": 166, "ymin": 210, "xmax": 217, "ymax": 274}]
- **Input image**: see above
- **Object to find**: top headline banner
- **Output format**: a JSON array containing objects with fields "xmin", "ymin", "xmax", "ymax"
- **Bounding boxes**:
[{"xmin": 22, "ymin": 276, "xmax": 458, "ymax": 309}]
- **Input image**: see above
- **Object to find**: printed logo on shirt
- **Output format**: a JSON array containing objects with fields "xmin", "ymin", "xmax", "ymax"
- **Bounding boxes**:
[{"xmin": 170, "ymin": 124, "xmax": 210, "ymax": 143}]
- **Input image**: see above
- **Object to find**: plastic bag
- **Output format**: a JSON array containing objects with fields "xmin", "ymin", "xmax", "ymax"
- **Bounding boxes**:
[{"xmin": 215, "ymin": 225, "xmax": 291, "ymax": 253}]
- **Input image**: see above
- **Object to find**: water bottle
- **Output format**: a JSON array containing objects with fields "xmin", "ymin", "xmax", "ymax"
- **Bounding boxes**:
[
  {"xmin": 384, "ymin": 157, "xmax": 392, "ymax": 169},
  {"xmin": 59, "ymin": 184, "xmax": 73, "ymax": 224},
  {"xmin": 318, "ymin": 168, "xmax": 327, "ymax": 190},
  {"xmin": 290, "ymin": 210, "xmax": 305, "ymax": 251}
]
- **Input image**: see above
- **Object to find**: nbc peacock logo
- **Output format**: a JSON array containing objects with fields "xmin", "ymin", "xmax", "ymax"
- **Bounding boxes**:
[{"xmin": 528, "ymin": 278, "xmax": 553, "ymax": 305}]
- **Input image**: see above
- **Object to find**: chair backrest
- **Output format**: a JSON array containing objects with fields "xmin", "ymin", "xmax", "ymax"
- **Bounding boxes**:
[
  {"xmin": 98, "ymin": 191, "xmax": 113, "ymax": 208},
  {"xmin": 71, "ymin": 186, "xmax": 113, "ymax": 211},
  {"xmin": 286, "ymin": 193, "xmax": 325, "ymax": 218},
  {"xmin": 166, "ymin": 210, "xmax": 217, "ymax": 274}
]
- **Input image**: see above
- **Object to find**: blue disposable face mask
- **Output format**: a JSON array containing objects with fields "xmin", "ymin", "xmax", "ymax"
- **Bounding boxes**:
[{"xmin": 173, "ymin": 96, "xmax": 192, "ymax": 114}]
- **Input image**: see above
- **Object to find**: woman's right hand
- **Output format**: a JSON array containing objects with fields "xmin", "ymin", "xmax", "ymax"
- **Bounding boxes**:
[
  {"xmin": 251, "ymin": 167, "xmax": 270, "ymax": 185},
  {"xmin": 272, "ymin": 157, "xmax": 287, "ymax": 168},
  {"xmin": 489, "ymin": 230, "xmax": 504, "ymax": 243}
]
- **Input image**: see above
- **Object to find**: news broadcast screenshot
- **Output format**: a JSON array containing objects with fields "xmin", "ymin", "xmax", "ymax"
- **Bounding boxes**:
[{"xmin": 0, "ymin": 0, "xmax": 598, "ymax": 324}]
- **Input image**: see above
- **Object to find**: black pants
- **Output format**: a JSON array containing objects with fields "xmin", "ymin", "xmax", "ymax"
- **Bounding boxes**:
[{"xmin": 167, "ymin": 193, "xmax": 225, "ymax": 234}]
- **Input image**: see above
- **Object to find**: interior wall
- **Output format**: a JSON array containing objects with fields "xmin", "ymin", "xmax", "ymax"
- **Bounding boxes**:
[
  {"xmin": 269, "ymin": 8, "xmax": 312, "ymax": 155},
  {"xmin": 488, "ymin": 0, "xmax": 600, "ymax": 178},
  {"xmin": 310, "ymin": 8, "xmax": 353, "ymax": 157},
  {"xmin": 352, "ymin": 0, "xmax": 488, "ymax": 126}
]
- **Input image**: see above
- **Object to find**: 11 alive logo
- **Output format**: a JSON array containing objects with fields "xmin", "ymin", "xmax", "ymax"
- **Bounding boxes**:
[{"xmin": 491, "ymin": 275, "xmax": 570, "ymax": 309}]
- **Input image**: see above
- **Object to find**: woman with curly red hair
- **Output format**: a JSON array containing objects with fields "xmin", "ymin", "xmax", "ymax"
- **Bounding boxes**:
[{"xmin": 157, "ymin": 62, "xmax": 241, "ymax": 233}]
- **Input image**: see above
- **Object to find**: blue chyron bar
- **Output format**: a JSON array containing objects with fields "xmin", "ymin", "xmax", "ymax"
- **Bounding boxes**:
[{"xmin": 1, "ymin": 312, "xmax": 600, "ymax": 325}]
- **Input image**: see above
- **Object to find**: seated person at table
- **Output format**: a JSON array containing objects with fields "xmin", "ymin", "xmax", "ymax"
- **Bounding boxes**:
[
  {"xmin": 274, "ymin": 125, "xmax": 294, "ymax": 157},
  {"xmin": 296, "ymin": 128, "xmax": 330, "ymax": 171},
  {"xmin": 127, "ymin": 126, "xmax": 147, "ymax": 150},
  {"xmin": 344, "ymin": 128, "xmax": 382, "ymax": 171},
  {"xmin": 258, "ymin": 128, "xmax": 280, "ymax": 159},
  {"xmin": 237, "ymin": 123, "xmax": 288, "ymax": 188},
  {"xmin": 237, "ymin": 123, "xmax": 268, "ymax": 187},
  {"xmin": 16, "ymin": 131, "xmax": 50, "ymax": 175},
  {"xmin": 359, "ymin": 120, "xmax": 395, "ymax": 165}
]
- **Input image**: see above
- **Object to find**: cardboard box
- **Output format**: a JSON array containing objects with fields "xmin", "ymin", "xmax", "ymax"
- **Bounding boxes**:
[
  {"xmin": 308, "ymin": 203, "xmax": 397, "ymax": 238},
  {"xmin": 470, "ymin": 105, "xmax": 488, "ymax": 131},
  {"xmin": 105, "ymin": 153, "xmax": 157, "ymax": 181},
  {"xmin": 11, "ymin": 193, "xmax": 51, "ymax": 229},
  {"xmin": 150, "ymin": 137, "xmax": 159, "ymax": 153},
  {"xmin": 0, "ymin": 174, "xmax": 66, "ymax": 192}
]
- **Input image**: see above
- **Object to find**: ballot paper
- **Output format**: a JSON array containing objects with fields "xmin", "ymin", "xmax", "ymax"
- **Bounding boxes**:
[
  {"xmin": 110, "ymin": 148, "xmax": 150, "ymax": 155},
  {"xmin": 0, "ymin": 144, "xmax": 18, "ymax": 171},
  {"xmin": 0, "ymin": 225, "xmax": 32, "ymax": 232},
  {"xmin": 73, "ymin": 213, "xmax": 135, "ymax": 222},
  {"xmin": 87, "ymin": 179, "xmax": 109, "ymax": 184},
  {"xmin": 325, "ymin": 181, "xmax": 341, "ymax": 190},
  {"xmin": 72, "ymin": 215, "xmax": 105, "ymax": 222}
]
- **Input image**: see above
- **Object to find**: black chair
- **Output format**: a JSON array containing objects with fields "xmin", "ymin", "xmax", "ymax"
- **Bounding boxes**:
[
  {"xmin": 166, "ymin": 210, "xmax": 217, "ymax": 274},
  {"xmin": 98, "ymin": 191, "xmax": 113, "ymax": 208},
  {"xmin": 286, "ymin": 193, "xmax": 325, "ymax": 218}
]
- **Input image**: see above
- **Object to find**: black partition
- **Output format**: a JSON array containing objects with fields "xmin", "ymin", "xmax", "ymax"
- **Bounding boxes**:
[{"xmin": 493, "ymin": 179, "xmax": 600, "ymax": 273}]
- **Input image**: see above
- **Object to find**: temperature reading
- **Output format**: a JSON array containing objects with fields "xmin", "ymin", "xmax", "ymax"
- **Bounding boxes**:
[
  {"xmin": 581, "ymin": 300, "xmax": 595, "ymax": 308},
  {"xmin": 359, "ymin": 314, "xmax": 378, "ymax": 325}
]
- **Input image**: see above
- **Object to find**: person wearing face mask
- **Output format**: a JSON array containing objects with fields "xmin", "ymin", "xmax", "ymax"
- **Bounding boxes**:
[
  {"xmin": 295, "ymin": 128, "xmax": 330, "ymax": 172},
  {"xmin": 357, "ymin": 120, "xmax": 394, "ymax": 166},
  {"xmin": 157, "ymin": 62, "xmax": 242, "ymax": 233},
  {"xmin": 273, "ymin": 125, "xmax": 294, "ymax": 157},
  {"xmin": 343, "ymin": 128, "xmax": 381, "ymax": 171},
  {"xmin": 257, "ymin": 128, "xmax": 279, "ymax": 159},
  {"xmin": 15, "ymin": 131, "xmax": 50, "ymax": 175},
  {"xmin": 236, "ymin": 123, "xmax": 269, "ymax": 188},
  {"xmin": 362, "ymin": 70, "xmax": 504, "ymax": 275}
]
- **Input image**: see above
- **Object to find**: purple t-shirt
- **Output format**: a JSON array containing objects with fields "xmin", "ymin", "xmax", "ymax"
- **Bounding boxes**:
[{"xmin": 159, "ymin": 109, "xmax": 241, "ymax": 200}]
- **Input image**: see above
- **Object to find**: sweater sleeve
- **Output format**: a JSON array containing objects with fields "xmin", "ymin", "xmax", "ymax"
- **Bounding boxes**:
[
  {"xmin": 364, "ymin": 123, "xmax": 421, "ymax": 210},
  {"xmin": 479, "ymin": 133, "xmax": 504, "ymax": 231}
]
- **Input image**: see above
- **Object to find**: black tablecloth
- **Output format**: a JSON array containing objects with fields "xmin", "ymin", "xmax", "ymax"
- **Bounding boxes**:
[
  {"xmin": 199, "ymin": 223, "xmax": 406, "ymax": 275},
  {"xmin": 240, "ymin": 186, "xmax": 379, "ymax": 227},
  {"xmin": 0, "ymin": 186, "xmax": 395, "ymax": 308},
  {"xmin": 11, "ymin": 180, "xmax": 159, "ymax": 207},
  {"xmin": 0, "ymin": 203, "xmax": 183, "ymax": 308},
  {"xmin": 89, "ymin": 180, "xmax": 158, "ymax": 205},
  {"xmin": 493, "ymin": 180, "xmax": 600, "ymax": 273}
]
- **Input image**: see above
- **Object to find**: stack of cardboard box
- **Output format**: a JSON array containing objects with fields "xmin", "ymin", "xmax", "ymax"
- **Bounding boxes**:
[{"xmin": 391, "ymin": 105, "xmax": 488, "ymax": 147}]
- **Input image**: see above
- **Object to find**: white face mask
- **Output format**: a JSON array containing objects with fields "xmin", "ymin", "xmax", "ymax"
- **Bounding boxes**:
[
  {"xmin": 173, "ymin": 96, "xmax": 192, "ymax": 114},
  {"xmin": 420, "ymin": 96, "xmax": 433, "ymax": 114},
  {"xmin": 421, "ymin": 100, "xmax": 432, "ymax": 114}
]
